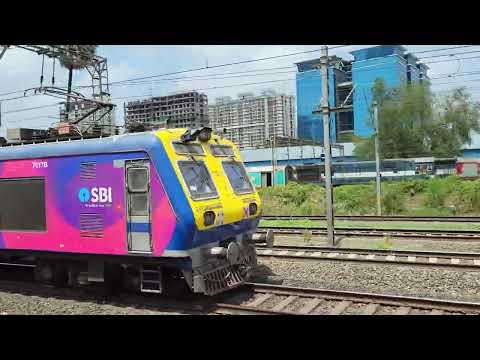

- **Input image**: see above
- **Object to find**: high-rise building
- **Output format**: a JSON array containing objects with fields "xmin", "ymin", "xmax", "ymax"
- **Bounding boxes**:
[
  {"xmin": 295, "ymin": 45, "xmax": 430, "ymax": 143},
  {"xmin": 124, "ymin": 91, "xmax": 208, "ymax": 130},
  {"xmin": 208, "ymin": 91, "xmax": 296, "ymax": 150}
]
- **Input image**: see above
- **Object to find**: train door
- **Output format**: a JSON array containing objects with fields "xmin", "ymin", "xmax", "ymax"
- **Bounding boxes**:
[
  {"xmin": 261, "ymin": 172, "xmax": 272, "ymax": 187},
  {"xmin": 125, "ymin": 160, "xmax": 152, "ymax": 253}
]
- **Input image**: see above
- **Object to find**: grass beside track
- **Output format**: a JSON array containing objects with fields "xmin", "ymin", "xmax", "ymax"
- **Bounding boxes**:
[
  {"xmin": 259, "ymin": 179, "xmax": 480, "ymax": 218},
  {"xmin": 259, "ymin": 219, "xmax": 480, "ymax": 232}
]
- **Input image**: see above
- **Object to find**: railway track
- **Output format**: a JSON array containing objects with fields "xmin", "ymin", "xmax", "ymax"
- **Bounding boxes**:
[
  {"xmin": 255, "ymin": 244, "xmax": 480, "ymax": 271},
  {"xmin": 257, "ymin": 226, "xmax": 480, "ymax": 241},
  {"xmin": 213, "ymin": 283, "xmax": 480, "ymax": 315},
  {"xmin": 0, "ymin": 262, "xmax": 478, "ymax": 315},
  {"xmin": 262, "ymin": 215, "xmax": 480, "ymax": 223}
]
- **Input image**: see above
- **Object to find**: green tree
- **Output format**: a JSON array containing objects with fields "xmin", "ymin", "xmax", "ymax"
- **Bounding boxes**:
[
  {"xmin": 57, "ymin": 45, "xmax": 97, "ymax": 119},
  {"xmin": 429, "ymin": 88, "xmax": 480, "ymax": 157},
  {"xmin": 354, "ymin": 79, "xmax": 480, "ymax": 160}
]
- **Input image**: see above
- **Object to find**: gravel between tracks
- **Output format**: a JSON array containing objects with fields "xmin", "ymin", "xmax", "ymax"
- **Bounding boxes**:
[
  {"xmin": 274, "ymin": 235, "xmax": 480, "ymax": 252},
  {"xmin": 0, "ymin": 281, "xmax": 205, "ymax": 315},
  {"xmin": 255, "ymin": 259, "xmax": 480, "ymax": 303}
]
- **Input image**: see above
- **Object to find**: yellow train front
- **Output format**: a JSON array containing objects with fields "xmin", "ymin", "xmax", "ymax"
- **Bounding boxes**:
[{"xmin": 157, "ymin": 127, "xmax": 262, "ymax": 295}]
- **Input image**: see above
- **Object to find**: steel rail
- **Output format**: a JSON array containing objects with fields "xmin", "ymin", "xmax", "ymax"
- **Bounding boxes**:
[
  {"xmin": 257, "ymin": 227, "xmax": 480, "ymax": 242},
  {"xmin": 261, "ymin": 215, "xmax": 480, "ymax": 223},
  {"xmin": 213, "ymin": 283, "xmax": 480, "ymax": 315},
  {"xmin": 255, "ymin": 244, "xmax": 480, "ymax": 271}
]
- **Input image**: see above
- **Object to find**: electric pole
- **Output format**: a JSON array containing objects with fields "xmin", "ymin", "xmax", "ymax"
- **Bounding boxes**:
[
  {"xmin": 320, "ymin": 46, "xmax": 335, "ymax": 246},
  {"xmin": 271, "ymin": 132, "xmax": 276, "ymax": 188},
  {"xmin": 311, "ymin": 47, "xmax": 352, "ymax": 245},
  {"xmin": 373, "ymin": 101, "xmax": 382, "ymax": 216}
]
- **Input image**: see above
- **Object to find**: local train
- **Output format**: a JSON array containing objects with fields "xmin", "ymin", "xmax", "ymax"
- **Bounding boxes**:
[
  {"xmin": 246, "ymin": 157, "xmax": 457, "ymax": 187},
  {"xmin": 0, "ymin": 127, "xmax": 261, "ymax": 296},
  {"xmin": 285, "ymin": 158, "xmax": 456, "ymax": 185}
]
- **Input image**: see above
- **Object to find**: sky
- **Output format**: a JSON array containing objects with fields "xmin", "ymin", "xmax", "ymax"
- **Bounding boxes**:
[{"xmin": 1, "ymin": 45, "xmax": 479, "ymax": 137}]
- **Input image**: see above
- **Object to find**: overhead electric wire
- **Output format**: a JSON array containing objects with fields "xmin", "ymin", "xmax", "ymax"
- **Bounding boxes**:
[
  {"xmin": 425, "ymin": 55, "xmax": 480, "ymax": 65},
  {"xmin": 15, "ymin": 45, "xmax": 103, "ymax": 63},
  {"xmin": 80, "ymin": 46, "xmax": 479, "ymax": 89},
  {"xmin": 2, "ymin": 102, "xmax": 62, "ymax": 114},
  {"xmin": 3, "ymin": 44, "xmax": 480, "ymax": 123},
  {"xmin": 107, "ymin": 66, "xmax": 295, "ymax": 86},
  {"xmin": 0, "ymin": 94, "xmax": 38, "ymax": 102},
  {"xmin": 109, "ymin": 49, "xmax": 480, "ymax": 90},
  {"xmin": 0, "ymin": 89, "xmax": 29, "ymax": 97},
  {"xmin": 430, "ymin": 70, "xmax": 480, "ymax": 80},
  {"xmin": 418, "ymin": 49, "xmax": 480, "ymax": 60},
  {"xmin": 0, "ymin": 66, "xmax": 296, "ymax": 94},
  {"xmin": 432, "ymin": 78, "xmax": 480, "ymax": 86},
  {"xmin": 100, "ymin": 45, "xmax": 350, "ymax": 87},
  {"xmin": 2, "ymin": 46, "xmax": 350, "ymax": 95},
  {"xmin": 407, "ymin": 45, "xmax": 475, "ymax": 55},
  {"xmin": 113, "ymin": 78, "xmax": 296, "ymax": 101},
  {"xmin": 435, "ymin": 86, "xmax": 480, "ymax": 93},
  {"xmin": 109, "ymin": 69, "xmax": 297, "ymax": 88},
  {"xmin": 5, "ymin": 113, "xmax": 58, "ymax": 123},
  {"xmin": 3, "ymin": 45, "xmax": 477, "ymax": 99}
]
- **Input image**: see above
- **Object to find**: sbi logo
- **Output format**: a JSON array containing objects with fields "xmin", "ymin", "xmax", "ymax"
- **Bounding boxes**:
[{"xmin": 78, "ymin": 187, "xmax": 113, "ymax": 203}]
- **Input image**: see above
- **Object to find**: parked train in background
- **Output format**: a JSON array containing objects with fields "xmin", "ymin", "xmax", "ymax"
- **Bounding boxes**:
[
  {"xmin": 456, "ymin": 158, "xmax": 480, "ymax": 178},
  {"xmin": 246, "ymin": 157, "xmax": 457, "ymax": 187}
]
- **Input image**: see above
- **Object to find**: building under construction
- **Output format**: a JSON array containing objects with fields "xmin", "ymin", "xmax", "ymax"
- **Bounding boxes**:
[
  {"xmin": 124, "ymin": 92, "xmax": 208, "ymax": 131},
  {"xmin": 208, "ymin": 91, "xmax": 296, "ymax": 150}
]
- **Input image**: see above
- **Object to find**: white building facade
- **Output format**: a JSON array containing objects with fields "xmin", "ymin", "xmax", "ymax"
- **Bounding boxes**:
[{"xmin": 208, "ymin": 91, "xmax": 296, "ymax": 149}]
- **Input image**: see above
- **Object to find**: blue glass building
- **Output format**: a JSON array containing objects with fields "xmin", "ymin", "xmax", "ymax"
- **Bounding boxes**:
[{"xmin": 295, "ymin": 45, "xmax": 430, "ymax": 143}]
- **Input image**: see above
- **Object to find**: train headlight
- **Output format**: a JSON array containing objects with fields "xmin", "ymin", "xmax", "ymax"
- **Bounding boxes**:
[
  {"xmin": 198, "ymin": 128, "xmax": 212, "ymax": 142},
  {"xmin": 204, "ymin": 211, "xmax": 216, "ymax": 226},
  {"xmin": 249, "ymin": 203, "xmax": 258, "ymax": 216}
]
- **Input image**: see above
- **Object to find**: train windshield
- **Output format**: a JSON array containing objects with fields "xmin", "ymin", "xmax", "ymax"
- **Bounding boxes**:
[
  {"xmin": 178, "ymin": 161, "xmax": 218, "ymax": 200},
  {"xmin": 210, "ymin": 144, "xmax": 234, "ymax": 157},
  {"xmin": 222, "ymin": 161, "xmax": 253, "ymax": 194},
  {"xmin": 173, "ymin": 142, "xmax": 205, "ymax": 156}
]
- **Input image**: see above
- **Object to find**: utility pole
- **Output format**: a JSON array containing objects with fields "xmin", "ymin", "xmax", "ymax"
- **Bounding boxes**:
[
  {"xmin": 373, "ymin": 101, "xmax": 382, "ymax": 216},
  {"xmin": 271, "ymin": 132, "xmax": 276, "ymax": 188},
  {"xmin": 320, "ymin": 46, "xmax": 335, "ymax": 246},
  {"xmin": 312, "ymin": 47, "xmax": 352, "ymax": 246}
]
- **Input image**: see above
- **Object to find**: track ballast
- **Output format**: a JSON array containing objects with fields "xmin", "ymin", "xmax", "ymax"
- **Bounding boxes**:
[{"xmin": 213, "ymin": 283, "xmax": 480, "ymax": 315}]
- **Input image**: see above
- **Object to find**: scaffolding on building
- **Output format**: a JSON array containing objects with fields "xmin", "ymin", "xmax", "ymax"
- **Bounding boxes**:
[{"xmin": 124, "ymin": 92, "xmax": 208, "ymax": 131}]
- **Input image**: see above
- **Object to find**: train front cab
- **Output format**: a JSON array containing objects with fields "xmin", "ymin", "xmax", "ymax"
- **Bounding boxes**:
[{"xmin": 157, "ymin": 128, "xmax": 262, "ymax": 295}]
